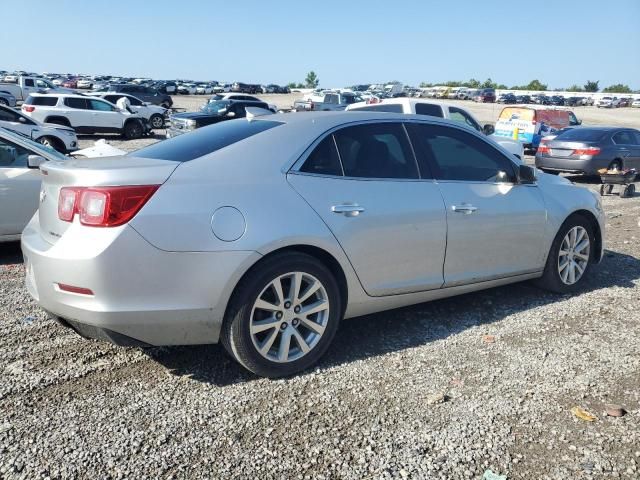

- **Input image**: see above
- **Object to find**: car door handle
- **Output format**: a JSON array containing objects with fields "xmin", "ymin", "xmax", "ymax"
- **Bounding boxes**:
[
  {"xmin": 451, "ymin": 204, "xmax": 478, "ymax": 214},
  {"xmin": 331, "ymin": 204, "xmax": 365, "ymax": 217}
]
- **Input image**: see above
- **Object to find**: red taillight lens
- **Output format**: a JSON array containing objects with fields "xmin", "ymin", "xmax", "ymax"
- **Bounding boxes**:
[
  {"xmin": 58, "ymin": 185, "xmax": 159, "ymax": 227},
  {"xmin": 23, "ymin": 105, "xmax": 35, "ymax": 113},
  {"xmin": 537, "ymin": 145, "xmax": 550, "ymax": 154},
  {"xmin": 56, "ymin": 283, "xmax": 94, "ymax": 296},
  {"xmin": 573, "ymin": 147, "xmax": 601, "ymax": 156}
]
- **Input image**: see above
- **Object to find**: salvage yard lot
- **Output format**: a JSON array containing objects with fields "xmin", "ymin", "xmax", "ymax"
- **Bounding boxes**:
[{"xmin": 1, "ymin": 98, "xmax": 640, "ymax": 479}]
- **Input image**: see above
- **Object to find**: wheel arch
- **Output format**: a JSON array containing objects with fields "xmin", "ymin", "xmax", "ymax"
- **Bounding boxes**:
[
  {"xmin": 566, "ymin": 209, "xmax": 603, "ymax": 263},
  {"xmin": 43, "ymin": 116, "xmax": 71, "ymax": 127},
  {"xmin": 36, "ymin": 134, "xmax": 65, "ymax": 153}
]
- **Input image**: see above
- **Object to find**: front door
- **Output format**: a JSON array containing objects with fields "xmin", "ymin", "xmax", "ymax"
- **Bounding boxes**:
[
  {"xmin": 288, "ymin": 122, "xmax": 447, "ymax": 296},
  {"xmin": 407, "ymin": 122, "xmax": 547, "ymax": 287}
]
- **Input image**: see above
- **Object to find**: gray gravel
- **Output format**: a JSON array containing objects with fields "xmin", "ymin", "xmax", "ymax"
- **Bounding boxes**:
[{"xmin": 1, "ymin": 97, "xmax": 640, "ymax": 479}]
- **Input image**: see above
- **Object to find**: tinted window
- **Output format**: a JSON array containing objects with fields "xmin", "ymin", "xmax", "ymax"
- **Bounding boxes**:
[
  {"xmin": 89, "ymin": 99, "xmax": 114, "ymax": 111},
  {"xmin": 25, "ymin": 96, "xmax": 58, "ymax": 106},
  {"xmin": 24, "ymin": 79, "xmax": 35, "ymax": 87},
  {"xmin": 300, "ymin": 135, "xmax": 342, "ymax": 176},
  {"xmin": 64, "ymin": 97, "xmax": 89, "ymax": 109},
  {"xmin": 555, "ymin": 128, "xmax": 608, "ymax": 142},
  {"xmin": 415, "ymin": 103, "xmax": 444, "ymax": 117},
  {"xmin": 128, "ymin": 96, "xmax": 143, "ymax": 106},
  {"xmin": 407, "ymin": 123, "xmax": 515, "ymax": 182},
  {"xmin": 333, "ymin": 123, "xmax": 418, "ymax": 179},
  {"xmin": 612, "ymin": 131, "xmax": 634, "ymax": 145},
  {"xmin": 132, "ymin": 120, "xmax": 283, "ymax": 162},
  {"xmin": 0, "ymin": 108, "xmax": 19, "ymax": 122},
  {"xmin": 449, "ymin": 107, "xmax": 481, "ymax": 131},
  {"xmin": 350, "ymin": 104, "xmax": 404, "ymax": 113},
  {"xmin": 103, "ymin": 95, "xmax": 120, "ymax": 104},
  {"xmin": 0, "ymin": 138, "xmax": 32, "ymax": 167}
]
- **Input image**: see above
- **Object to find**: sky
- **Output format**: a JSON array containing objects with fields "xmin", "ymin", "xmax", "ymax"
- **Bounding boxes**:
[{"xmin": 2, "ymin": 0, "xmax": 639, "ymax": 90}]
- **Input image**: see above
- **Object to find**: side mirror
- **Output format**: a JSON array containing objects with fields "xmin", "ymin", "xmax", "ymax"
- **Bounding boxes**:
[
  {"xmin": 518, "ymin": 164, "xmax": 537, "ymax": 184},
  {"xmin": 226, "ymin": 111, "xmax": 236, "ymax": 117},
  {"xmin": 483, "ymin": 123, "xmax": 495, "ymax": 135},
  {"xmin": 19, "ymin": 117, "xmax": 27, "ymax": 123},
  {"xmin": 27, "ymin": 154, "xmax": 46, "ymax": 169}
]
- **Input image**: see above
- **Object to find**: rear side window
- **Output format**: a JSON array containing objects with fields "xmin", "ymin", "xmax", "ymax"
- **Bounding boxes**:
[
  {"xmin": 333, "ymin": 123, "xmax": 418, "ymax": 179},
  {"xmin": 25, "ymin": 96, "xmax": 58, "ymax": 106},
  {"xmin": 555, "ymin": 129, "xmax": 607, "ymax": 142},
  {"xmin": 300, "ymin": 136, "xmax": 342, "ymax": 176},
  {"xmin": 350, "ymin": 104, "xmax": 404, "ymax": 113},
  {"xmin": 612, "ymin": 131, "xmax": 634, "ymax": 145},
  {"xmin": 407, "ymin": 123, "xmax": 515, "ymax": 183},
  {"xmin": 415, "ymin": 103, "xmax": 444, "ymax": 117},
  {"xmin": 64, "ymin": 97, "xmax": 89, "ymax": 109},
  {"xmin": 132, "ymin": 120, "xmax": 283, "ymax": 162}
]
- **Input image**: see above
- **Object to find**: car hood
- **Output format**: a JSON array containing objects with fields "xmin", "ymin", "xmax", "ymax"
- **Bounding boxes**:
[{"xmin": 171, "ymin": 112, "xmax": 222, "ymax": 120}]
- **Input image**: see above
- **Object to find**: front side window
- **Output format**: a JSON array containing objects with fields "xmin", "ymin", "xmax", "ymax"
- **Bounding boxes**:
[
  {"xmin": 333, "ymin": 123, "xmax": 419, "ymax": 179},
  {"xmin": 24, "ymin": 79, "xmax": 35, "ymax": 87},
  {"xmin": 300, "ymin": 136, "xmax": 342, "ymax": 176},
  {"xmin": 0, "ymin": 138, "xmax": 32, "ymax": 167},
  {"xmin": 89, "ymin": 99, "xmax": 114, "ymax": 111},
  {"xmin": 326, "ymin": 94, "xmax": 339, "ymax": 104},
  {"xmin": 407, "ymin": 123, "xmax": 516, "ymax": 183},
  {"xmin": 415, "ymin": 103, "xmax": 444, "ymax": 118},
  {"xmin": 449, "ymin": 107, "xmax": 481, "ymax": 132}
]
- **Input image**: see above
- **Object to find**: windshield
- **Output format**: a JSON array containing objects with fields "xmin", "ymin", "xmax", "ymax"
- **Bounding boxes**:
[{"xmin": 201, "ymin": 100, "xmax": 229, "ymax": 114}]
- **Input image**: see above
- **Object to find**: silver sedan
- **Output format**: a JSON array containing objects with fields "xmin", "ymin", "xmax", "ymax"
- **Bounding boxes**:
[{"xmin": 22, "ymin": 112, "xmax": 605, "ymax": 377}]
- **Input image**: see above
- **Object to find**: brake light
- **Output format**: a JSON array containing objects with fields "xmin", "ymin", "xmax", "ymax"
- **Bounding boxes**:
[
  {"xmin": 58, "ymin": 185, "xmax": 159, "ymax": 227},
  {"xmin": 537, "ymin": 145, "xmax": 550, "ymax": 154},
  {"xmin": 56, "ymin": 283, "xmax": 94, "ymax": 296},
  {"xmin": 573, "ymin": 147, "xmax": 601, "ymax": 156},
  {"xmin": 23, "ymin": 105, "xmax": 35, "ymax": 113}
]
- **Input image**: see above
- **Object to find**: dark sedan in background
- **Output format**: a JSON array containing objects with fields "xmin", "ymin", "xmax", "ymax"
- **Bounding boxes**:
[{"xmin": 535, "ymin": 127, "xmax": 640, "ymax": 175}]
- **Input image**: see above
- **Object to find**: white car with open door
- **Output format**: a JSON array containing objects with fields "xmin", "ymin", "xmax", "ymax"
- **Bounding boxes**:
[{"xmin": 91, "ymin": 92, "xmax": 168, "ymax": 129}]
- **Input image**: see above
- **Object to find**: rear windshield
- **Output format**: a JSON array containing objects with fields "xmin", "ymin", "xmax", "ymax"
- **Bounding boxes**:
[
  {"xmin": 131, "ymin": 119, "xmax": 283, "ymax": 162},
  {"xmin": 555, "ymin": 128, "xmax": 608, "ymax": 142},
  {"xmin": 25, "ymin": 96, "xmax": 58, "ymax": 106}
]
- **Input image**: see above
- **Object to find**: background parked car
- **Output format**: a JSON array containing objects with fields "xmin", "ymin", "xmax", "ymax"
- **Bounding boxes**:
[
  {"xmin": 632, "ymin": 98, "xmax": 640, "ymax": 108},
  {"xmin": 497, "ymin": 93, "xmax": 517, "ymax": 104},
  {"xmin": 535, "ymin": 127, "xmax": 640, "ymax": 175},
  {"xmin": 0, "ymin": 90, "xmax": 17, "ymax": 107},
  {"xmin": 597, "ymin": 97, "xmax": 620, "ymax": 108},
  {"xmin": 515, "ymin": 95, "xmax": 532, "ymax": 104},
  {"xmin": 474, "ymin": 88, "xmax": 496, "ymax": 103},
  {"xmin": 106, "ymin": 84, "xmax": 173, "ymax": 108},
  {"xmin": 91, "ymin": 93, "xmax": 168, "ymax": 129},
  {"xmin": 0, "ymin": 104, "xmax": 78, "ymax": 152}
]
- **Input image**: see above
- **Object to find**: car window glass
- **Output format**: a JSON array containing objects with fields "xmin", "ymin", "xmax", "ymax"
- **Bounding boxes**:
[
  {"xmin": 612, "ymin": 131, "xmax": 633, "ymax": 145},
  {"xmin": 350, "ymin": 104, "xmax": 403, "ymax": 113},
  {"xmin": 407, "ymin": 123, "xmax": 515, "ymax": 183},
  {"xmin": 333, "ymin": 123, "xmax": 418, "ymax": 179},
  {"xmin": 64, "ymin": 97, "xmax": 88, "ymax": 109},
  {"xmin": 300, "ymin": 135, "xmax": 343, "ymax": 176},
  {"xmin": 89, "ymin": 99, "xmax": 114, "ymax": 111},
  {"xmin": 326, "ymin": 94, "xmax": 339, "ymax": 104},
  {"xmin": 0, "ymin": 138, "xmax": 31, "ymax": 167},
  {"xmin": 449, "ymin": 107, "xmax": 481, "ymax": 131},
  {"xmin": 0, "ymin": 108, "xmax": 19, "ymax": 122},
  {"xmin": 631, "ymin": 131, "xmax": 640, "ymax": 145},
  {"xmin": 104, "ymin": 95, "xmax": 119, "ymax": 104},
  {"xmin": 127, "ymin": 96, "xmax": 142, "ymax": 106},
  {"xmin": 415, "ymin": 103, "xmax": 444, "ymax": 117},
  {"xmin": 24, "ymin": 79, "xmax": 35, "ymax": 87}
]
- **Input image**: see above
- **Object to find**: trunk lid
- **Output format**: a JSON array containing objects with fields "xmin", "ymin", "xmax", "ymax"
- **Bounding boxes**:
[
  {"xmin": 546, "ymin": 140, "xmax": 597, "ymax": 158},
  {"xmin": 38, "ymin": 156, "xmax": 180, "ymax": 244}
]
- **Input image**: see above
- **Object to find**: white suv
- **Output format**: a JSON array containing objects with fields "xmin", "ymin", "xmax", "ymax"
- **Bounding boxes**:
[
  {"xmin": 90, "ymin": 92, "xmax": 167, "ymax": 129},
  {"xmin": 21, "ymin": 93, "xmax": 150, "ymax": 139},
  {"xmin": 0, "ymin": 104, "xmax": 78, "ymax": 153}
]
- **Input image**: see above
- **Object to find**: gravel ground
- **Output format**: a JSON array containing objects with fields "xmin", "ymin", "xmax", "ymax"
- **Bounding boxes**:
[{"xmin": 1, "ymin": 96, "xmax": 639, "ymax": 480}]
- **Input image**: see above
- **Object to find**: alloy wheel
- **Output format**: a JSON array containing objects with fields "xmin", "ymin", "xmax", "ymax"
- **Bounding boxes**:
[
  {"xmin": 250, "ymin": 272, "xmax": 330, "ymax": 363},
  {"xmin": 558, "ymin": 226, "xmax": 590, "ymax": 285}
]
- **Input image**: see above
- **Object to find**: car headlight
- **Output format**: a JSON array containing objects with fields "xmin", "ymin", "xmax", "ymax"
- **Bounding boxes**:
[{"xmin": 186, "ymin": 119, "xmax": 197, "ymax": 129}]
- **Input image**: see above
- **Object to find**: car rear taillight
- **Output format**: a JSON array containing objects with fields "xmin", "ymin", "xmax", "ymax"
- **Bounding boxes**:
[
  {"xmin": 23, "ymin": 105, "xmax": 35, "ymax": 113},
  {"xmin": 573, "ymin": 147, "xmax": 601, "ymax": 156},
  {"xmin": 537, "ymin": 145, "xmax": 550, "ymax": 154},
  {"xmin": 58, "ymin": 185, "xmax": 159, "ymax": 227}
]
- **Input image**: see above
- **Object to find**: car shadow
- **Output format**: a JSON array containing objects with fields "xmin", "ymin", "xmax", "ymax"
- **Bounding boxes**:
[
  {"xmin": 146, "ymin": 249, "xmax": 640, "ymax": 387},
  {"xmin": 0, "ymin": 241, "xmax": 22, "ymax": 266}
]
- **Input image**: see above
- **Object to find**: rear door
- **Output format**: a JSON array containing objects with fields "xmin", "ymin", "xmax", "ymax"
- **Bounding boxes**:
[
  {"xmin": 613, "ymin": 130, "xmax": 640, "ymax": 169},
  {"xmin": 0, "ymin": 136, "xmax": 42, "ymax": 236},
  {"xmin": 287, "ymin": 121, "xmax": 447, "ymax": 296},
  {"xmin": 63, "ymin": 97, "xmax": 92, "ymax": 128},
  {"xmin": 407, "ymin": 122, "xmax": 547, "ymax": 286}
]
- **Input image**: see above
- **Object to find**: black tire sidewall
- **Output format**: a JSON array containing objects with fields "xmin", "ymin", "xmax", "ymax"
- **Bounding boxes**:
[
  {"xmin": 222, "ymin": 253, "xmax": 342, "ymax": 378},
  {"xmin": 538, "ymin": 215, "xmax": 595, "ymax": 293},
  {"xmin": 124, "ymin": 121, "xmax": 142, "ymax": 139}
]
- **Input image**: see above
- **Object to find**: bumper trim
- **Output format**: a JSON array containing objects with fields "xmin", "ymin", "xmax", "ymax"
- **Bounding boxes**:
[{"xmin": 53, "ymin": 313, "xmax": 151, "ymax": 347}]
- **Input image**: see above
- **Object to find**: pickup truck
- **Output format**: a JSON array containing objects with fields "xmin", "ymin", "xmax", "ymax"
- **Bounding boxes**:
[
  {"xmin": 0, "ymin": 76, "xmax": 62, "ymax": 102},
  {"xmin": 346, "ymin": 98, "xmax": 525, "ymax": 159},
  {"xmin": 293, "ymin": 92, "xmax": 360, "ymax": 112}
]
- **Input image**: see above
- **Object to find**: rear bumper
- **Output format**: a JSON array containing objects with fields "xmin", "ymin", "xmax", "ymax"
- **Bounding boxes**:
[
  {"xmin": 21, "ymin": 215, "xmax": 260, "ymax": 346},
  {"xmin": 535, "ymin": 155, "xmax": 609, "ymax": 175}
]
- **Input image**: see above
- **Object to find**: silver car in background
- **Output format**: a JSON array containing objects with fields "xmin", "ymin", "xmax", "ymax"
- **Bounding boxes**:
[{"xmin": 22, "ymin": 112, "xmax": 605, "ymax": 377}]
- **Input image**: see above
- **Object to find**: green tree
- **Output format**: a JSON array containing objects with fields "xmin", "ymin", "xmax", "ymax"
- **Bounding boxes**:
[
  {"xmin": 419, "ymin": 81, "xmax": 433, "ymax": 88},
  {"xmin": 287, "ymin": 82, "xmax": 297, "ymax": 89},
  {"xmin": 525, "ymin": 79, "xmax": 547, "ymax": 91},
  {"xmin": 583, "ymin": 80, "xmax": 599, "ymax": 92},
  {"xmin": 481, "ymin": 78, "xmax": 497, "ymax": 89},
  {"xmin": 567, "ymin": 84, "xmax": 584, "ymax": 92},
  {"xmin": 602, "ymin": 83, "xmax": 632, "ymax": 93},
  {"xmin": 466, "ymin": 78, "xmax": 481, "ymax": 88},
  {"xmin": 497, "ymin": 84, "xmax": 508, "ymax": 90},
  {"xmin": 305, "ymin": 71, "xmax": 319, "ymax": 89}
]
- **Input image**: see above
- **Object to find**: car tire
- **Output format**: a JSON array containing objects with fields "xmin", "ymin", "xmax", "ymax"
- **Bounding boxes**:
[
  {"xmin": 149, "ymin": 114, "xmax": 164, "ymax": 129},
  {"xmin": 0, "ymin": 98, "xmax": 8, "ymax": 106},
  {"xmin": 37, "ymin": 136, "xmax": 65, "ymax": 153},
  {"xmin": 221, "ymin": 252, "xmax": 342, "ymax": 378},
  {"xmin": 534, "ymin": 215, "xmax": 594, "ymax": 294},
  {"xmin": 123, "ymin": 120, "xmax": 143, "ymax": 139}
]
